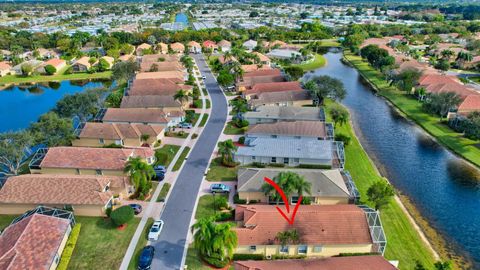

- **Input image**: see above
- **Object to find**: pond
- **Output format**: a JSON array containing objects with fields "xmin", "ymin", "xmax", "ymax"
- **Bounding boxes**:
[
  {"xmin": 306, "ymin": 51, "xmax": 480, "ymax": 267},
  {"xmin": 0, "ymin": 79, "xmax": 110, "ymax": 133}
]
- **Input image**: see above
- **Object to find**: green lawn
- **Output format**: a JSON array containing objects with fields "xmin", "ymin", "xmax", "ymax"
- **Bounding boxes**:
[
  {"xmin": 185, "ymin": 247, "xmax": 235, "ymax": 270},
  {"xmin": 165, "ymin": 131, "xmax": 189, "ymax": 139},
  {"xmin": 293, "ymin": 53, "xmax": 327, "ymax": 71},
  {"xmin": 206, "ymin": 157, "xmax": 238, "ymax": 182},
  {"xmin": 199, "ymin": 113, "xmax": 209, "ymax": 127},
  {"xmin": 344, "ymin": 51, "xmax": 480, "ymax": 168},
  {"xmin": 195, "ymin": 194, "xmax": 229, "ymax": 220},
  {"xmin": 0, "ymin": 71, "xmax": 112, "ymax": 84},
  {"xmin": 157, "ymin": 182, "xmax": 172, "ymax": 202},
  {"xmin": 325, "ymin": 100, "xmax": 436, "ymax": 270},
  {"xmin": 155, "ymin": 144, "xmax": 181, "ymax": 168},
  {"xmin": 206, "ymin": 99, "xmax": 211, "ymax": 109},
  {"xmin": 0, "ymin": 215, "xmax": 17, "ymax": 231},
  {"xmin": 223, "ymin": 121, "xmax": 244, "ymax": 135},
  {"xmin": 173, "ymin": 147, "xmax": 191, "ymax": 171},
  {"xmin": 68, "ymin": 217, "xmax": 140, "ymax": 270},
  {"xmin": 127, "ymin": 219, "xmax": 154, "ymax": 270}
]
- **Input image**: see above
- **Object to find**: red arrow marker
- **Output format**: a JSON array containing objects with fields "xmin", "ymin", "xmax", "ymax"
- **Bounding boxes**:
[{"xmin": 264, "ymin": 177, "xmax": 303, "ymax": 225}]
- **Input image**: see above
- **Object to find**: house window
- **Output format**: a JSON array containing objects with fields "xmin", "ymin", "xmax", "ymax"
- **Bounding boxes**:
[
  {"xmin": 75, "ymin": 169, "xmax": 80, "ymax": 175},
  {"xmin": 313, "ymin": 245, "xmax": 323, "ymax": 253},
  {"xmin": 271, "ymin": 157, "xmax": 276, "ymax": 163},
  {"xmin": 298, "ymin": 245, "xmax": 307, "ymax": 254},
  {"xmin": 252, "ymin": 156, "xmax": 256, "ymax": 160},
  {"xmin": 283, "ymin": 158, "xmax": 289, "ymax": 164},
  {"xmin": 54, "ymin": 254, "xmax": 60, "ymax": 265},
  {"xmin": 280, "ymin": 245, "xmax": 289, "ymax": 253},
  {"xmin": 249, "ymin": 245, "xmax": 256, "ymax": 252},
  {"xmin": 146, "ymin": 157, "xmax": 153, "ymax": 164},
  {"xmin": 95, "ymin": 169, "xmax": 103, "ymax": 176},
  {"xmin": 271, "ymin": 135, "xmax": 277, "ymax": 138},
  {"xmin": 115, "ymin": 139, "xmax": 123, "ymax": 145},
  {"xmin": 99, "ymin": 138, "xmax": 105, "ymax": 144},
  {"xmin": 294, "ymin": 136, "xmax": 301, "ymax": 139},
  {"xmin": 291, "ymin": 196, "xmax": 299, "ymax": 204}
]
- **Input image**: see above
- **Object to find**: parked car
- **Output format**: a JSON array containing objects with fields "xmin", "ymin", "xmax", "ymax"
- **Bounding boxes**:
[
  {"xmin": 202, "ymin": 75, "xmax": 206, "ymax": 80},
  {"xmin": 138, "ymin": 245, "xmax": 155, "ymax": 270},
  {"xmin": 178, "ymin": 122, "xmax": 192, "ymax": 129},
  {"xmin": 153, "ymin": 165, "xmax": 166, "ymax": 181},
  {"xmin": 129, "ymin": 204, "xmax": 143, "ymax": 215},
  {"xmin": 210, "ymin": 183, "xmax": 230, "ymax": 193},
  {"xmin": 148, "ymin": 220, "xmax": 164, "ymax": 241}
]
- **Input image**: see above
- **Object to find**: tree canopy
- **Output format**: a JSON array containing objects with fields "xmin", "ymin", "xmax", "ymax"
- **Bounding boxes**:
[{"xmin": 305, "ymin": 75, "xmax": 346, "ymax": 104}]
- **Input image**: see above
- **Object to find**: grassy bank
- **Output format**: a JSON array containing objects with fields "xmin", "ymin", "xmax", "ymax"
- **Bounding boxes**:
[
  {"xmin": 0, "ymin": 71, "xmax": 112, "ymax": 84},
  {"xmin": 324, "ymin": 100, "xmax": 437, "ymax": 269},
  {"xmin": 293, "ymin": 53, "xmax": 327, "ymax": 71},
  {"xmin": 173, "ymin": 146, "xmax": 191, "ymax": 171},
  {"xmin": 343, "ymin": 51, "xmax": 480, "ymax": 168}
]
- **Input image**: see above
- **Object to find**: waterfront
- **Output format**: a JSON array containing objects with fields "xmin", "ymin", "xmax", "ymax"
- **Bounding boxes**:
[
  {"xmin": 306, "ymin": 51, "xmax": 480, "ymax": 266},
  {"xmin": 0, "ymin": 80, "xmax": 108, "ymax": 132}
]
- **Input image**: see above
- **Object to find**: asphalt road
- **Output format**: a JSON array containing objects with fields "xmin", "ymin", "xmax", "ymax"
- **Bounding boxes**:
[{"xmin": 151, "ymin": 54, "xmax": 228, "ymax": 270}]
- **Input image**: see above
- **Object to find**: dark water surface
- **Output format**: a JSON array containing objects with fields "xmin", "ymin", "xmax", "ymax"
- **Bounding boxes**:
[
  {"xmin": 306, "ymin": 51, "xmax": 480, "ymax": 267},
  {"xmin": 0, "ymin": 80, "xmax": 106, "ymax": 132}
]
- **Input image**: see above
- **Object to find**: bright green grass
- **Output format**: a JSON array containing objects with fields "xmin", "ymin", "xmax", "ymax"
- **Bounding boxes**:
[
  {"xmin": 127, "ymin": 218, "xmax": 154, "ymax": 270},
  {"xmin": 195, "ymin": 194, "xmax": 229, "ymax": 220},
  {"xmin": 0, "ymin": 215, "xmax": 17, "ymax": 231},
  {"xmin": 173, "ymin": 146, "xmax": 191, "ymax": 171},
  {"xmin": 223, "ymin": 121, "xmax": 244, "ymax": 135},
  {"xmin": 155, "ymin": 144, "xmax": 181, "ymax": 167},
  {"xmin": 0, "ymin": 71, "xmax": 111, "ymax": 84},
  {"xmin": 293, "ymin": 53, "xmax": 327, "ymax": 71},
  {"xmin": 199, "ymin": 113, "xmax": 209, "ymax": 127},
  {"xmin": 344, "ymin": 51, "xmax": 480, "ymax": 168},
  {"xmin": 206, "ymin": 157, "xmax": 238, "ymax": 182},
  {"xmin": 324, "ymin": 100, "xmax": 436, "ymax": 269},
  {"xmin": 68, "ymin": 217, "xmax": 140, "ymax": 270}
]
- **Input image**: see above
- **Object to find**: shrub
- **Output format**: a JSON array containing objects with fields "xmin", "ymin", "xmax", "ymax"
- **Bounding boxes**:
[
  {"xmin": 335, "ymin": 133, "xmax": 351, "ymax": 146},
  {"xmin": 297, "ymin": 164, "xmax": 332, "ymax": 169},
  {"xmin": 269, "ymin": 163, "xmax": 285, "ymax": 168},
  {"xmin": 110, "ymin": 205, "xmax": 134, "ymax": 226},
  {"xmin": 105, "ymin": 207, "xmax": 112, "ymax": 217},
  {"xmin": 300, "ymin": 197, "xmax": 312, "ymax": 205},
  {"xmin": 158, "ymin": 57, "xmax": 165, "ymax": 62},
  {"xmin": 203, "ymin": 254, "xmax": 229, "ymax": 268},
  {"xmin": 193, "ymin": 99, "xmax": 203, "ymax": 108},
  {"xmin": 234, "ymin": 119, "xmax": 249, "ymax": 128},
  {"xmin": 272, "ymin": 254, "xmax": 306, "ymax": 260},
  {"xmin": 233, "ymin": 254, "xmax": 264, "ymax": 260},
  {"xmin": 44, "ymin": 64, "xmax": 57, "ymax": 75},
  {"xmin": 57, "ymin": 224, "xmax": 82, "ymax": 270},
  {"xmin": 251, "ymin": 162, "xmax": 266, "ymax": 168},
  {"xmin": 234, "ymin": 193, "xmax": 247, "ymax": 204},
  {"xmin": 192, "ymin": 133, "xmax": 198, "ymax": 139},
  {"xmin": 214, "ymin": 196, "xmax": 228, "ymax": 210},
  {"xmin": 103, "ymin": 143, "xmax": 123, "ymax": 148},
  {"xmin": 215, "ymin": 211, "xmax": 233, "ymax": 222},
  {"xmin": 64, "ymin": 66, "xmax": 73, "ymax": 74},
  {"xmin": 238, "ymin": 136, "xmax": 245, "ymax": 144}
]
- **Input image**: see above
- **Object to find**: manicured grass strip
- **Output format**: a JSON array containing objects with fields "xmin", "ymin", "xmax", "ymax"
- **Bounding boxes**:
[
  {"xmin": 206, "ymin": 157, "xmax": 238, "ymax": 182},
  {"xmin": 68, "ymin": 217, "xmax": 140, "ymax": 270},
  {"xmin": 199, "ymin": 113, "xmax": 209, "ymax": 127},
  {"xmin": 127, "ymin": 219, "xmax": 154, "ymax": 270},
  {"xmin": 0, "ymin": 71, "xmax": 111, "ymax": 84},
  {"xmin": 223, "ymin": 121, "xmax": 244, "ymax": 135},
  {"xmin": 0, "ymin": 215, "xmax": 16, "ymax": 231},
  {"xmin": 165, "ymin": 131, "xmax": 189, "ymax": 139},
  {"xmin": 155, "ymin": 144, "xmax": 181, "ymax": 168},
  {"xmin": 325, "ymin": 100, "xmax": 436, "ymax": 270},
  {"xmin": 206, "ymin": 99, "xmax": 211, "ymax": 109},
  {"xmin": 173, "ymin": 146, "xmax": 191, "ymax": 171},
  {"xmin": 191, "ymin": 113, "xmax": 201, "ymax": 126},
  {"xmin": 195, "ymin": 194, "xmax": 228, "ymax": 220},
  {"xmin": 293, "ymin": 53, "xmax": 326, "ymax": 71},
  {"xmin": 157, "ymin": 183, "xmax": 172, "ymax": 202},
  {"xmin": 57, "ymin": 224, "xmax": 81, "ymax": 270}
]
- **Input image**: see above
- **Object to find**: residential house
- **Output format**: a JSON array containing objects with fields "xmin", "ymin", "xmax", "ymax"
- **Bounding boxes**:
[
  {"xmin": 237, "ymin": 69, "xmax": 285, "ymax": 92},
  {"xmin": 140, "ymin": 61, "xmax": 184, "ymax": 73},
  {"xmin": 237, "ymin": 168, "xmax": 359, "ymax": 204},
  {"xmin": 0, "ymin": 62, "xmax": 12, "ymax": 77},
  {"xmin": 248, "ymin": 90, "xmax": 312, "ymax": 109},
  {"xmin": 29, "ymin": 146, "xmax": 155, "ymax": 175},
  {"xmin": 121, "ymin": 95, "xmax": 189, "ymax": 111},
  {"xmin": 244, "ymin": 81, "xmax": 303, "ymax": 99},
  {"xmin": 141, "ymin": 54, "xmax": 179, "ymax": 63},
  {"xmin": 202, "ymin": 40, "xmax": 217, "ymax": 52},
  {"xmin": 234, "ymin": 204, "xmax": 386, "ymax": 257},
  {"xmin": 0, "ymin": 174, "xmax": 132, "ymax": 216},
  {"xmin": 136, "ymin": 43, "xmax": 152, "ymax": 55},
  {"xmin": 36, "ymin": 48, "xmax": 61, "ymax": 59},
  {"xmin": 135, "ymin": 71, "xmax": 187, "ymax": 82},
  {"xmin": 267, "ymin": 49, "xmax": 302, "ymax": 60},
  {"xmin": 265, "ymin": 40, "xmax": 287, "ymax": 49},
  {"xmin": 41, "ymin": 58, "xmax": 66, "ymax": 74},
  {"xmin": 218, "ymin": 55, "xmax": 238, "ymax": 65},
  {"xmin": 244, "ymin": 106, "xmax": 325, "ymax": 124},
  {"xmin": 188, "ymin": 41, "xmax": 202, "ymax": 54},
  {"xmin": 241, "ymin": 64, "xmax": 272, "ymax": 73},
  {"xmin": 246, "ymin": 120, "xmax": 334, "ymax": 141},
  {"xmin": 234, "ymin": 255, "xmax": 397, "ymax": 270},
  {"xmin": 218, "ymin": 40, "xmax": 232, "ymax": 52},
  {"xmin": 119, "ymin": 54, "xmax": 135, "ymax": 62},
  {"xmin": 127, "ymin": 78, "xmax": 192, "ymax": 96},
  {"xmin": 253, "ymin": 52, "xmax": 271, "ymax": 66},
  {"xmin": 234, "ymin": 137, "xmax": 344, "ymax": 168},
  {"xmin": 157, "ymin": 42, "xmax": 168, "ymax": 54},
  {"xmin": 170, "ymin": 42, "xmax": 185, "ymax": 54},
  {"xmin": 243, "ymin": 40, "xmax": 258, "ymax": 51},
  {"xmin": 101, "ymin": 108, "xmax": 184, "ymax": 127},
  {"xmin": 457, "ymin": 95, "xmax": 480, "ymax": 116},
  {"xmin": 11, "ymin": 60, "xmax": 43, "ymax": 75},
  {"xmin": 72, "ymin": 122, "xmax": 164, "ymax": 147},
  {"xmin": 72, "ymin": 56, "xmax": 94, "ymax": 72},
  {"xmin": 0, "ymin": 208, "xmax": 73, "ymax": 269}
]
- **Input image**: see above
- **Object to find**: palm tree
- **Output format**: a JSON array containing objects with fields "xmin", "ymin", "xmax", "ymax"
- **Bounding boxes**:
[
  {"xmin": 456, "ymin": 51, "xmax": 473, "ymax": 69},
  {"xmin": 231, "ymin": 97, "xmax": 248, "ymax": 117},
  {"xmin": 217, "ymin": 139, "xmax": 237, "ymax": 166},
  {"xmin": 276, "ymin": 229, "xmax": 300, "ymax": 246},
  {"xmin": 192, "ymin": 217, "xmax": 215, "ymax": 257},
  {"xmin": 441, "ymin": 49, "xmax": 454, "ymax": 60},
  {"xmin": 124, "ymin": 157, "xmax": 155, "ymax": 196},
  {"xmin": 230, "ymin": 61, "xmax": 244, "ymax": 82},
  {"xmin": 261, "ymin": 171, "xmax": 311, "ymax": 204},
  {"xmin": 192, "ymin": 217, "xmax": 238, "ymax": 262},
  {"xmin": 173, "ymin": 89, "xmax": 190, "ymax": 110},
  {"xmin": 140, "ymin": 134, "xmax": 150, "ymax": 145}
]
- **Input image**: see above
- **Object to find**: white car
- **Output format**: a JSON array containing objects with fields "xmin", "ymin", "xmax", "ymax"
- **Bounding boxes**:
[
  {"xmin": 202, "ymin": 75, "xmax": 206, "ymax": 80},
  {"xmin": 148, "ymin": 220, "xmax": 164, "ymax": 241}
]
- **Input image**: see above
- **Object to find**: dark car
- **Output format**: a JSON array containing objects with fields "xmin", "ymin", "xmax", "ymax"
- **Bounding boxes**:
[
  {"xmin": 154, "ymin": 165, "xmax": 166, "ymax": 181},
  {"xmin": 129, "ymin": 204, "xmax": 143, "ymax": 215},
  {"xmin": 138, "ymin": 245, "xmax": 155, "ymax": 270}
]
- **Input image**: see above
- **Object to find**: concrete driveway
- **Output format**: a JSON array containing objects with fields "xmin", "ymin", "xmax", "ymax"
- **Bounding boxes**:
[{"xmin": 150, "ymin": 53, "xmax": 228, "ymax": 270}]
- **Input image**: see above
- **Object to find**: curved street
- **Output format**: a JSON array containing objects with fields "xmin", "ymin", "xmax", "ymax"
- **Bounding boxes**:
[{"xmin": 151, "ymin": 54, "xmax": 228, "ymax": 270}]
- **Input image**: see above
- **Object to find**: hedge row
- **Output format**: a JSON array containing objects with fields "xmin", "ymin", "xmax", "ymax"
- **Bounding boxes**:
[{"xmin": 57, "ymin": 223, "xmax": 82, "ymax": 270}]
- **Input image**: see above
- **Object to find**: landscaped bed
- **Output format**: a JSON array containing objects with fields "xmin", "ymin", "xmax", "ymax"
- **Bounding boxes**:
[{"xmin": 223, "ymin": 121, "xmax": 245, "ymax": 135}]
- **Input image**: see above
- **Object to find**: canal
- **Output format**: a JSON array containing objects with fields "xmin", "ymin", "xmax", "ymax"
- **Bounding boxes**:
[
  {"xmin": 306, "ymin": 51, "xmax": 480, "ymax": 266},
  {"xmin": 0, "ymin": 80, "xmax": 108, "ymax": 132}
]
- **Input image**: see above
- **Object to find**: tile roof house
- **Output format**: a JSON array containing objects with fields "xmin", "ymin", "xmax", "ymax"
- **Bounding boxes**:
[
  {"xmin": 0, "ymin": 61, "xmax": 12, "ymax": 77},
  {"xmin": 241, "ymin": 64, "xmax": 272, "ymax": 73},
  {"xmin": 243, "ymin": 40, "xmax": 258, "ymax": 51},
  {"xmin": 217, "ymin": 40, "xmax": 232, "ymax": 52},
  {"xmin": 246, "ymin": 120, "xmax": 334, "ymax": 141},
  {"xmin": 0, "ymin": 213, "xmax": 71, "ymax": 269},
  {"xmin": 170, "ymin": 42, "xmax": 185, "ymax": 54},
  {"xmin": 0, "ymin": 174, "xmax": 132, "ymax": 216},
  {"xmin": 234, "ymin": 204, "xmax": 384, "ymax": 257},
  {"xmin": 244, "ymin": 81, "xmax": 303, "ymax": 98},
  {"xmin": 457, "ymin": 95, "xmax": 480, "ymax": 116},
  {"xmin": 121, "ymin": 95, "xmax": 189, "ymax": 111},
  {"xmin": 136, "ymin": 43, "xmax": 152, "ymax": 55},
  {"xmin": 73, "ymin": 122, "xmax": 164, "ymax": 148},
  {"xmin": 237, "ymin": 69, "xmax": 285, "ymax": 92},
  {"xmin": 101, "ymin": 108, "xmax": 184, "ymax": 127},
  {"xmin": 140, "ymin": 61, "xmax": 184, "ymax": 73},
  {"xmin": 244, "ymin": 106, "xmax": 325, "ymax": 124},
  {"xmin": 202, "ymin": 40, "xmax": 217, "ymax": 50},
  {"xmin": 29, "ymin": 146, "xmax": 155, "ymax": 176},
  {"xmin": 237, "ymin": 168, "xmax": 359, "ymax": 204},
  {"xmin": 234, "ymin": 137, "xmax": 344, "ymax": 168},
  {"xmin": 188, "ymin": 41, "xmax": 202, "ymax": 54},
  {"xmin": 72, "ymin": 56, "xmax": 94, "ymax": 72},
  {"xmin": 42, "ymin": 58, "xmax": 66, "ymax": 74},
  {"xmin": 253, "ymin": 52, "xmax": 271, "ymax": 65},
  {"xmin": 218, "ymin": 55, "xmax": 238, "ymax": 65},
  {"xmin": 157, "ymin": 42, "xmax": 168, "ymax": 54},
  {"xmin": 234, "ymin": 255, "xmax": 397, "ymax": 270},
  {"xmin": 247, "ymin": 90, "xmax": 312, "ymax": 109},
  {"xmin": 267, "ymin": 49, "xmax": 302, "ymax": 60},
  {"xmin": 141, "ymin": 54, "xmax": 179, "ymax": 63},
  {"xmin": 135, "ymin": 70, "xmax": 187, "ymax": 81},
  {"xmin": 128, "ymin": 78, "xmax": 192, "ymax": 96}
]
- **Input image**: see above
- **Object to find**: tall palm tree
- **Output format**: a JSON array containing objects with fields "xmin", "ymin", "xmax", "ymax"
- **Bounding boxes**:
[
  {"xmin": 173, "ymin": 89, "xmax": 190, "ymax": 110},
  {"xmin": 261, "ymin": 171, "xmax": 311, "ymax": 204},
  {"xmin": 124, "ymin": 157, "xmax": 155, "ymax": 196},
  {"xmin": 192, "ymin": 217, "xmax": 215, "ymax": 256},
  {"xmin": 192, "ymin": 217, "xmax": 238, "ymax": 262},
  {"xmin": 230, "ymin": 61, "xmax": 244, "ymax": 82},
  {"xmin": 456, "ymin": 51, "xmax": 473, "ymax": 69},
  {"xmin": 441, "ymin": 49, "xmax": 454, "ymax": 60},
  {"xmin": 217, "ymin": 139, "xmax": 237, "ymax": 166}
]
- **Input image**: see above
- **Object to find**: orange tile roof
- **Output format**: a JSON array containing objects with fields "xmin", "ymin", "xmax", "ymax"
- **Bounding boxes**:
[
  {"xmin": 246, "ymin": 81, "xmax": 303, "ymax": 96},
  {"xmin": 0, "ymin": 61, "xmax": 11, "ymax": 71},
  {"xmin": 241, "ymin": 64, "xmax": 272, "ymax": 73},
  {"xmin": 79, "ymin": 122, "xmax": 163, "ymax": 140},
  {"xmin": 44, "ymin": 58, "xmax": 65, "ymax": 68},
  {"xmin": 136, "ymin": 71, "xmax": 185, "ymax": 81},
  {"xmin": 458, "ymin": 94, "xmax": 480, "ymax": 115},
  {"xmin": 247, "ymin": 121, "xmax": 327, "ymax": 138},
  {"xmin": 0, "ymin": 174, "xmax": 128, "ymax": 205},
  {"xmin": 187, "ymin": 41, "xmax": 201, "ymax": 48},
  {"xmin": 244, "ymin": 69, "xmax": 282, "ymax": 77},
  {"xmin": 40, "ymin": 146, "xmax": 154, "ymax": 170},
  {"xmin": 129, "ymin": 78, "xmax": 191, "ymax": 95},
  {"xmin": 102, "ymin": 108, "xmax": 176, "ymax": 124},
  {"xmin": 170, "ymin": 42, "xmax": 185, "ymax": 52},
  {"xmin": 234, "ymin": 255, "xmax": 397, "ymax": 270},
  {"xmin": 0, "ymin": 214, "xmax": 70, "ymax": 270},
  {"xmin": 419, "ymin": 74, "xmax": 459, "ymax": 86},
  {"xmin": 425, "ymin": 82, "xmax": 477, "ymax": 99},
  {"xmin": 249, "ymin": 90, "xmax": 310, "ymax": 107},
  {"xmin": 234, "ymin": 204, "xmax": 372, "ymax": 246},
  {"xmin": 121, "ymin": 95, "xmax": 183, "ymax": 108}
]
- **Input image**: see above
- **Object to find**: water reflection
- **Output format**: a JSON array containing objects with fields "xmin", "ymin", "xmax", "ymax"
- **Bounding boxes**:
[{"xmin": 447, "ymin": 160, "xmax": 480, "ymax": 190}]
